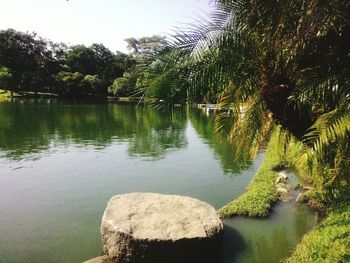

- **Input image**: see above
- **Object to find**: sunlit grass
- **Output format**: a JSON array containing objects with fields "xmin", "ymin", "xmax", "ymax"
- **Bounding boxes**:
[{"xmin": 218, "ymin": 128, "xmax": 282, "ymax": 217}]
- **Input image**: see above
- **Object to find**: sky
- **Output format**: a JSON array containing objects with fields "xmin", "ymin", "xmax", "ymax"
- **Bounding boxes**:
[{"xmin": 0, "ymin": 0, "xmax": 213, "ymax": 53}]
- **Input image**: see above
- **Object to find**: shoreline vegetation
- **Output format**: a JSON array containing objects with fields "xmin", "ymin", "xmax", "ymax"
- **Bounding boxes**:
[
  {"xmin": 284, "ymin": 203, "xmax": 350, "ymax": 262},
  {"xmin": 0, "ymin": 89, "xmax": 144, "ymax": 103},
  {"xmin": 219, "ymin": 126, "xmax": 350, "ymax": 262},
  {"xmin": 218, "ymin": 128, "xmax": 281, "ymax": 217}
]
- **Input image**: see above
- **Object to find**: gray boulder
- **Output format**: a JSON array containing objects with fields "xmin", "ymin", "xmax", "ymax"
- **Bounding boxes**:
[{"xmin": 101, "ymin": 192, "xmax": 223, "ymax": 263}]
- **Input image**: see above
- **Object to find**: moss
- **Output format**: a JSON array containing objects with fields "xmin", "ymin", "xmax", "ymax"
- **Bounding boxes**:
[
  {"xmin": 284, "ymin": 203, "xmax": 350, "ymax": 263},
  {"xmin": 218, "ymin": 128, "xmax": 283, "ymax": 217}
]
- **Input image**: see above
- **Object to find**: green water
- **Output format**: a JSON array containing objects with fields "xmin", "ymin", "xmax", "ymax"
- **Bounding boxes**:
[{"xmin": 0, "ymin": 100, "xmax": 315, "ymax": 263}]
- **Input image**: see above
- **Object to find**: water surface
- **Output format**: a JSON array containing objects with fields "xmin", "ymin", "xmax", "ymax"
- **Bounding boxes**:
[{"xmin": 0, "ymin": 100, "xmax": 315, "ymax": 262}]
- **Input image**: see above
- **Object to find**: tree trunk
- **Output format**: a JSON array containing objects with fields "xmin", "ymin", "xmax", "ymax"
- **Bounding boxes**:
[{"xmin": 261, "ymin": 76, "xmax": 312, "ymax": 139}]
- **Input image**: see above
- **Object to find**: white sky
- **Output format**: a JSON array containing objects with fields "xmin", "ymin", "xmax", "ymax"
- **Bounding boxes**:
[{"xmin": 0, "ymin": 0, "xmax": 213, "ymax": 53}]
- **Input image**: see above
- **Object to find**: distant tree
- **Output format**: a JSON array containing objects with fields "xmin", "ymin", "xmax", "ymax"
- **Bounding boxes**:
[
  {"xmin": 114, "ymin": 51, "xmax": 136, "ymax": 72},
  {"xmin": 0, "ymin": 29, "xmax": 139, "ymax": 98},
  {"xmin": 64, "ymin": 43, "xmax": 126, "ymax": 96},
  {"xmin": 0, "ymin": 29, "xmax": 58, "ymax": 93},
  {"xmin": 0, "ymin": 66, "xmax": 12, "ymax": 90},
  {"xmin": 125, "ymin": 36, "xmax": 167, "ymax": 56},
  {"xmin": 109, "ymin": 77, "xmax": 135, "ymax": 97},
  {"xmin": 83, "ymin": 74, "xmax": 104, "ymax": 94},
  {"xmin": 56, "ymin": 71, "xmax": 85, "ymax": 96},
  {"xmin": 112, "ymin": 36, "xmax": 170, "ymax": 97},
  {"xmin": 65, "ymin": 45, "xmax": 97, "ymax": 75},
  {"xmin": 125, "ymin": 38, "xmax": 139, "ymax": 55}
]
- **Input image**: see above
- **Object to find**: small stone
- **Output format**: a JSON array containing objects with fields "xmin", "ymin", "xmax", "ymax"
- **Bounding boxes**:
[
  {"xmin": 101, "ymin": 193, "xmax": 223, "ymax": 263},
  {"xmin": 276, "ymin": 187, "xmax": 289, "ymax": 195},
  {"xmin": 296, "ymin": 193, "xmax": 304, "ymax": 203},
  {"xmin": 275, "ymin": 172, "xmax": 288, "ymax": 184},
  {"xmin": 296, "ymin": 190, "xmax": 312, "ymax": 203}
]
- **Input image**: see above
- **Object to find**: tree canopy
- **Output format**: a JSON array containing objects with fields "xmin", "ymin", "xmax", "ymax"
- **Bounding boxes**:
[
  {"xmin": 0, "ymin": 29, "xmax": 133, "ymax": 98},
  {"xmin": 167, "ymin": 0, "xmax": 350, "ymax": 201}
]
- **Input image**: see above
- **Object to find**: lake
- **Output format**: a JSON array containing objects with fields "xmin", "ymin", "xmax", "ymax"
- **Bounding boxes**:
[{"xmin": 0, "ymin": 100, "xmax": 315, "ymax": 263}]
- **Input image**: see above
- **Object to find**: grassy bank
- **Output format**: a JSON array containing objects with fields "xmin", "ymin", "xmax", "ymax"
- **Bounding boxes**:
[
  {"xmin": 282, "ymin": 139, "xmax": 350, "ymax": 262},
  {"xmin": 218, "ymin": 128, "xmax": 283, "ymax": 217},
  {"xmin": 284, "ymin": 203, "xmax": 350, "ymax": 262},
  {"xmin": 218, "ymin": 125, "xmax": 350, "ymax": 261}
]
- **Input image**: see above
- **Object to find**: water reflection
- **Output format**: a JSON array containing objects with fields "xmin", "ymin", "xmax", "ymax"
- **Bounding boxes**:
[
  {"xmin": 189, "ymin": 110, "xmax": 241, "ymax": 174},
  {"xmin": 0, "ymin": 100, "xmax": 241, "ymax": 169},
  {"xmin": 223, "ymin": 199, "xmax": 316, "ymax": 263},
  {"xmin": 222, "ymin": 225, "xmax": 246, "ymax": 263},
  {"xmin": 0, "ymin": 100, "xmax": 316, "ymax": 263},
  {"xmin": 0, "ymin": 100, "xmax": 187, "ymax": 161}
]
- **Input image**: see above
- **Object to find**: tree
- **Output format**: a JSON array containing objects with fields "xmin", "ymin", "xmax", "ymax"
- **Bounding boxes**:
[
  {"xmin": 65, "ymin": 45, "xmax": 98, "ymax": 76},
  {"xmin": 0, "ymin": 29, "xmax": 131, "ymax": 98},
  {"xmin": 64, "ymin": 43, "xmax": 126, "ymax": 96},
  {"xmin": 110, "ymin": 36, "xmax": 169, "ymax": 98},
  {"xmin": 174, "ymin": 0, "xmax": 350, "ymax": 197},
  {"xmin": 109, "ymin": 77, "xmax": 134, "ymax": 97},
  {"xmin": 56, "ymin": 71, "xmax": 85, "ymax": 96},
  {"xmin": 0, "ymin": 29, "xmax": 58, "ymax": 93},
  {"xmin": 125, "ymin": 36, "xmax": 167, "ymax": 56},
  {"xmin": 0, "ymin": 66, "xmax": 12, "ymax": 90}
]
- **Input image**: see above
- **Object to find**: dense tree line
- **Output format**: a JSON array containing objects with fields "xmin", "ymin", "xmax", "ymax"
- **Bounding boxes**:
[
  {"xmin": 108, "ymin": 35, "xmax": 190, "ymax": 103},
  {"xmin": 0, "ymin": 29, "xmax": 189, "ymax": 101},
  {"xmin": 0, "ymin": 29, "xmax": 134, "ymax": 98},
  {"xmin": 0, "ymin": 29, "xmax": 207, "ymax": 103}
]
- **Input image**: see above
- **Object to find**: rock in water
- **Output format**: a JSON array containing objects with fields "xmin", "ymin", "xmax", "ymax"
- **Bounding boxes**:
[
  {"xmin": 101, "ymin": 192, "xmax": 223, "ymax": 263},
  {"xmin": 275, "ymin": 172, "xmax": 288, "ymax": 184}
]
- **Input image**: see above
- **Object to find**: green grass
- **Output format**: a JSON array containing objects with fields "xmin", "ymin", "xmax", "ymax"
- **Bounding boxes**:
[
  {"xmin": 218, "ymin": 125, "xmax": 350, "ymax": 262},
  {"xmin": 218, "ymin": 128, "xmax": 283, "ymax": 217},
  {"xmin": 284, "ymin": 203, "xmax": 350, "ymax": 263}
]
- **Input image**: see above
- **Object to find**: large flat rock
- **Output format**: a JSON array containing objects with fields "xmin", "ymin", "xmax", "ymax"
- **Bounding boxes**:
[{"xmin": 101, "ymin": 192, "xmax": 223, "ymax": 263}]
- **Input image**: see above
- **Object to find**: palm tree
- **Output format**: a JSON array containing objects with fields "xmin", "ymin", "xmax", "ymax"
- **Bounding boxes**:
[{"xmin": 173, "ymin": 0, "xmax": 350, "ymax": 196}]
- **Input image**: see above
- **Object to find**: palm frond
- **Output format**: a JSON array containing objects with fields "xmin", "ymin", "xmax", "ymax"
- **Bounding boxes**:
[
  {"xmin": 297, "ymin": 105, "xmax": 350, "ymax": 195},
  {"xmin": 303, "ymin": 106, "xmax": 350, "ymax": 155},
  {"xmin": 214, "ymin": 82, "xmax": 273, "ymax": 164}
]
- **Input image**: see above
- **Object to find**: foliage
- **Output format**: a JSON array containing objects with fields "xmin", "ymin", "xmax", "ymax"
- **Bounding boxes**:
[
  {"xmin": 215, "ymin": 83, "xmax": 273, "ymax": 164},
  {"xmin": 284, "ymin": 203, "xmax": 350, "ymax": 263},
  {"xmin": 0, "ymin": 29, "xmax": 131, "ymax": 98},
  {"xmin": 172, "ymin": 0, "xmax": 350, "ymax": 201},
  {"xmin": 0, "ymin": 67, "xmax": 12, "ymax": 89},
  {"xmin": 108, "ymin": 77, "xmax": 135, "ymax": 97},
  {"xmin": 0, "ymin": 29, "xmax": 59, "ymax": 92},
  {"xmin": 107, "ymin": 35, "xmax": 177, "ymax": 99},
  {"xmin": 219, "ymin": 127, "xmax": 284, "ymax": 217},
  {"xmin": 56, "ymin": 71, "xmax": 85, "ymax": 96},
  {"xmin": 125, "ymin": 36, "xmax": 167, "ymax": 56},
  {"xmin": 145, "ymin": 49, "xmax": 191, "ymax": 104}
]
